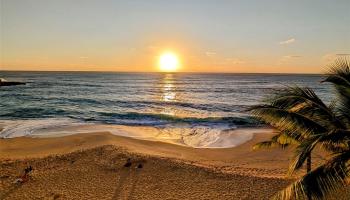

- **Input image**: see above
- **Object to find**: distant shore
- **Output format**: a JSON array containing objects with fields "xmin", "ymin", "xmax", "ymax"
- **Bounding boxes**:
[{"xmin": 0, "ymin": 81, "xmax": 25, "ymax": 87}]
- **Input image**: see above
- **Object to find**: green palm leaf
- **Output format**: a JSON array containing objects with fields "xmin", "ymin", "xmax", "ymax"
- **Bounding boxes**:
[
  {"xmin": 323, "ymin": 57, "xmax": 350, "ymax": 125},
  {"xmin": 250, "ymin": 105, "xmax": 326, "ymax": 138},
  {"xmin": 274, "ymin": 151, "xmax": 350, "ymax": 200}
]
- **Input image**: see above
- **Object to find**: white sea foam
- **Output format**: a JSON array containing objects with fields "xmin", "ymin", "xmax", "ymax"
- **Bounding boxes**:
[
  {"xmin": 0, "ymin": 119, "xmax": 270, "ymax": 148},
  {"xmin": 0, "ymin": 119, "xmax": 86, "ymax": 138}
]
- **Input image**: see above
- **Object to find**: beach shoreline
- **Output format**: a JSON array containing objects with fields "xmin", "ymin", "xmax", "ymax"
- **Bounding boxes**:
[{"xmin": 0, "ymin": 128, "xmax": 291, "ymax": 177}]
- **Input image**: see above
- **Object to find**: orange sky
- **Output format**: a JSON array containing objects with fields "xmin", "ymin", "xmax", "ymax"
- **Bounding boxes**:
[{"xmin": 1, "ymin": 0, "xmax": 349, "ymax": 73}]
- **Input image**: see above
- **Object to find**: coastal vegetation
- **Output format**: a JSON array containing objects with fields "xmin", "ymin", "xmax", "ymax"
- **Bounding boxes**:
[{"xmin": 250, "ymin": 58, "xmax": 350, "ymax": 199}]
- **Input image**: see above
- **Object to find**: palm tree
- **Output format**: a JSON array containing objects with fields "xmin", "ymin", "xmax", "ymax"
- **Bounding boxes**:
[
  {"xmin": 250, "ymin": 57, "xmax": 350, "ymax": 199},
  {"xmin": 252, "ymin": 129, "xmax": 313, "ymax": 172}
]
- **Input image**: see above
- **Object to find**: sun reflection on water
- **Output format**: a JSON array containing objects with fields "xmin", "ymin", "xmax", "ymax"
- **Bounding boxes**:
[
  {"xmin": 160, "ymin": 74, "xmax": 177, "ymax": 116},
  {"xmin": 161, "ymin": 74, "xmax": 176, "ymax": 102}
]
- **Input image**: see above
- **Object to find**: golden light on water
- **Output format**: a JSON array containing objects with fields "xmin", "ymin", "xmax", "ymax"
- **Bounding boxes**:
[
  {"xmin": 161, "ymin": 74, "xmax": 176, "ymax": 102},
  {"xmin": 159, "ymin": 52, "xmax": 179, "ymax": 72},
  {"xmin": 157, "ymin": 74, "xmax": 176, "ymax": 116}
]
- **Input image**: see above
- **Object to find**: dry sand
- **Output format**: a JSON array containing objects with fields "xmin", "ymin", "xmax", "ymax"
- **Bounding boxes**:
[{"xmin": 0, "ymin": 129, "xmax": 345, "ymax": 199}]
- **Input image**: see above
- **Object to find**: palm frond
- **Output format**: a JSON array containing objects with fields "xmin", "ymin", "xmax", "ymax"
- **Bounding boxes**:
[
  {"xmin": 276, "ymin": 132, "xmax": 300, "ymax": 145},
  {"xmin": 250, "ymin": 105, "xmax": 326, "ymax": 138},
  {"xmin": 318, "ymin": 129, "xmax": 350, "ymax": 153},
  {"xmin": 253, "ymin": 141, "xmax": 289, "ymax": 150},
  {"xmin": 288, "ymin": 137, "xmax": 320, "ymax": 174},
  {"xmin": 274, "ymin": 151, "xmax": 350, "ymax": 200},
  {"xmin": 325, "ymin": 57, "xmax": 350, "ymax": 82},
  {"xmin": 253, "ymin": 131, "xmax": 298, "ymax": 150},
  {"xmin": 323, "ymin": 57, "xmax": 350, "ymax": 124},
  {"xmin": 268, "ymin": 86, "xmax": 345, "ymax": 129}
]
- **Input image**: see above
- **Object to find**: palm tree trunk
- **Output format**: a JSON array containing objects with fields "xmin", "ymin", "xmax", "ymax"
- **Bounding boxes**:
[
  {"xmin": 306, "ymin": 153, "xmax": 312, "ymax": 200},
  {"xmin": 306, "ymin": 153, "xmax": 311, "ymax": 173}
]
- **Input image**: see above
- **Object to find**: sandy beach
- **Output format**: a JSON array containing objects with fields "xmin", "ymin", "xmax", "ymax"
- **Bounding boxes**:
[
  {"xmin": 1, "ymin": 128, "xmax": 349, "ymax": 199},
  {"xmin": 0, "ymin": 128, "xmax": 294, "ymax": 200}
]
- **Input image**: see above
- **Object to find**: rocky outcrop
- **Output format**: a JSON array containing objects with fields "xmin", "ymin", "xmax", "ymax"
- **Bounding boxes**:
[{"xmin": 0, "ymin": 81, "xmax": 26, "ymax": 87}]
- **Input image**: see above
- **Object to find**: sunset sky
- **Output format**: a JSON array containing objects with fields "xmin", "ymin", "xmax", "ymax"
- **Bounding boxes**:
[{"xmin": 1, "ymin": 0, "xmax": 349, "ymax": 73}]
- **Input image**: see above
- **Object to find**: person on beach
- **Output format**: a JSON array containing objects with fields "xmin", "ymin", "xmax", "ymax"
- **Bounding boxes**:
[
  {"xmin": 124, "ymin": 158, "xmax": 132, "ymax": 168},
  {"xmin": 123, "ymin": 158, "xmax": 144, "ymax": 169},
  {"xmin": 13, "ymin": 166, "xmax": 33, "ymax": 184}
]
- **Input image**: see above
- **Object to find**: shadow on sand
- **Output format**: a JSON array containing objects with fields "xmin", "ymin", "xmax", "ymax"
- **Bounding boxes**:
[{"xmin": 112, "ymin": 167, "xmax": 141, "ymax": 200}]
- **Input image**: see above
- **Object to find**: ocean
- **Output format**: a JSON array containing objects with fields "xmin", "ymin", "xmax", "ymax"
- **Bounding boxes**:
[{"xmin": 0, "ymin": 71, "xmax": 333, "ymax": 147}]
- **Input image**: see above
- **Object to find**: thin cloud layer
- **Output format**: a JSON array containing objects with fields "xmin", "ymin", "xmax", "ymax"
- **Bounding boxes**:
[
  {"xmin": 279, "ymin": 38, "xmax": 296, "ymax": 45},
  {"xmin": 283, "ymin": 55, "xmax": 302, "ymax": 59}
]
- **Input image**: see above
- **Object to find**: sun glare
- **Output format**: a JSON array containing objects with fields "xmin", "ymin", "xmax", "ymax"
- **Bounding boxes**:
[{"xmin": 159, "ymin": 52, "xmax": 179, "ymax": 72}]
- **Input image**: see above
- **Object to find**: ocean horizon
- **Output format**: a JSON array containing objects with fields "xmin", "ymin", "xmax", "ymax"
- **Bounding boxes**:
[{"xmin": 0, "ymin": 71, "xmax": 333, "ymax": 147}]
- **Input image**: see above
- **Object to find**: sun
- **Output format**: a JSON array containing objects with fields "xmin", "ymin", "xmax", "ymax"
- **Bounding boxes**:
[{"xmin": 159, "ymin": 52, "xmax": 179, "ymax": 72}]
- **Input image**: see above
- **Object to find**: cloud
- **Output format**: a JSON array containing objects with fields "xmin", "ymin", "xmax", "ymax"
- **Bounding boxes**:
[
  {"xmin": 278, "ymin": 55, "xmax": 302, "ymax": 64},
  {"xmin": 283, "ymin": 55, "xmax": 302, "ymax": 59},
  {"xmin": 335, "ymin": 53, "xmax": 350, "ymax": 56},
  {"xmin": 279, "ymin": 38, "xmax": 296, "ymax": 45}
]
